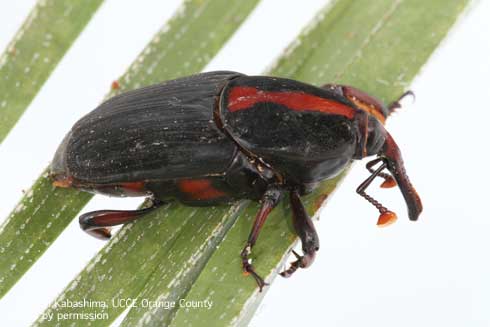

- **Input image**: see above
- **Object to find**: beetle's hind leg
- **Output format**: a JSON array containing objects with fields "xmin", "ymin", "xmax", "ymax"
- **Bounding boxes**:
[
  {"xmin": 241, "ymin": 185, "xmax": 283, "ymax": 291},
  {"xmin": 79, "ymin": 198, "xmax": 164, "ymax": 240},
  {"xmin": 280, "ymin": 190, "xmax": 319, "ymax": 278},
  {"xmin": 357, "ymin": 159, "xmax": 397, "ymax": 226}
]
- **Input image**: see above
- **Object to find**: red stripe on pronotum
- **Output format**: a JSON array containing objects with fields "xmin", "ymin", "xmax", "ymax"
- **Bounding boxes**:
[{"xmin": 227, "ymin": 86, "xmax": 356, "ymax": 119}]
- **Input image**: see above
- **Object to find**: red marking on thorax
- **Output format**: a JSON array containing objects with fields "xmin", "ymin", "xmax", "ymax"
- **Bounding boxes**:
[
  {"xmin": 341, "ymin": 86, "xmax": 387, "ymax": 122},
  {"xmin": 348, "ymin": 97, "xmax": 386, "ymax": 124},
  {"xmin": 227, "ymin": 86, "xmax": 356, "ymax": 119},
  {"xmin": 178, "ymin": 179, "xmax": 226, "ymax": 200}
]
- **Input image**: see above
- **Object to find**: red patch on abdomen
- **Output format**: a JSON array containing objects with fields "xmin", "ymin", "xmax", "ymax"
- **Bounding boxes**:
[
  {"xmin": 178, "ymin": 179, "xmax": 226, "ymax": 201},
  {"xmin": 227, "ymin": 86, "xmax": 356, "ymax": 119},
  {"xmin": 119, "ymin": 181, "xmax": 147, "ymax": 193}
]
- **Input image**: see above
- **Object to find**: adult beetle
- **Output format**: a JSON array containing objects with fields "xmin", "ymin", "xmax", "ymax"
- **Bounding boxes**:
[{"xmin": 51, "ymin": 71, "xmax": 422, "ymax": 290}]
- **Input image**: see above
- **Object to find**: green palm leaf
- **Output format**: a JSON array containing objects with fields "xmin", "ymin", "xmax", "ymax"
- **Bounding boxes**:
[{"xmin": 0, "ymin": 0, "xmax": 104, "ymax": 143}]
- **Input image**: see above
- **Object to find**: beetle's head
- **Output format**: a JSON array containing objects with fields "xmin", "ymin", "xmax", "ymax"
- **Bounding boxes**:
[
  {"xmin": 352, "ymin": 112, "xmax": 423, "ymax": 221},
  {"xmin": 334, "ymin": 93, "xmax": 422, "ymax": 223},
  {"xmin": 323, "ymin": 83, "xmax": 422, "ymax": 221}
]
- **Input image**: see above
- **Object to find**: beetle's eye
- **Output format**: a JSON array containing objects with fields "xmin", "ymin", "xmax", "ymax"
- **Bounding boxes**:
[{"xmin": 365, "ymin": 116, "xmax": 386, "ymax": 156}]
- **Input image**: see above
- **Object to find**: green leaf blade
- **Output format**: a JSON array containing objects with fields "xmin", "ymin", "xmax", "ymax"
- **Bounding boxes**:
[
  {"xmin": 32, "ymin": 203, "xmax": 246, "ymax": 327},
  {"xmin": 119, "ymin": 203, "xmax": 248, "ymax": 327},
  {"xmin": 0, "ymin": 173, "xmax": 91, "ymax": 297},
  {"xmin": 118, "ymin": 0, "xmax": 260, "ymax": 88},
  {"xmin": 0, "ymin": 0, "xmax": 105, "ymax": 143}
]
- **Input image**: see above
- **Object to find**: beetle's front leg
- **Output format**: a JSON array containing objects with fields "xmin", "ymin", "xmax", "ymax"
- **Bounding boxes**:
[
  {"xmin": 241, "ymin": 185, "xmax": 283, "ymax": 291},
  {"xmin": 387, "ymin": 90, "xmax": 415, "ymax": 113},
  {"xmin": 280, "ymin": 190, "xmax": 319, "ymax": 278}
]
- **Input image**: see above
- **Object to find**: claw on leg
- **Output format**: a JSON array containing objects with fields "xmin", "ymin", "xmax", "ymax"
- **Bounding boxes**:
[
  {"xmin": 388, "ymin": 90, "xmax": 415, "ymax": 113},
  {"xmin": 241, "ymin": 245, "xmax": 268, "ymax": 291},
  {"xmin": 279, "ymin": 190, "xmax": 319, "ymax": 278},
  {"xmin": 240, "ymin": 185, "xmax": 283, "ymax": 291},
  {"xmin": 280, "ymin": 249, "xmax": 316, "ymax": 278}
]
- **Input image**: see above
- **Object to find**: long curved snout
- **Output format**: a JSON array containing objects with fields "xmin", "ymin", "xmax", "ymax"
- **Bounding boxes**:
[{"xmin": 382, "ymin": 132, "xmax": 423, "ymax": 221}]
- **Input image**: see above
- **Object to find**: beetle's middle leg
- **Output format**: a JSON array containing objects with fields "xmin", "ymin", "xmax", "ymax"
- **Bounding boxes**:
[
  {"xmin": 79, "ymin": 198, "xmax": 164, "ymax": 240},
  {"xmin": 241, "ymin": 185, "xmax": 283, "ymax": 291},
  {"xmin": 280, "ymin": 190, "xmax": 319, "ymax": 278},
  {"xmin": 357, "ymin": 160, "xmax": 397, "ymax": 226}
]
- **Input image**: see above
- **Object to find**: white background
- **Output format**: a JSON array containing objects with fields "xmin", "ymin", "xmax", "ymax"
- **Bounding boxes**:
[{"xmin": 0, "ymin": 0, "xmax": 489, "ymax": 326}]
